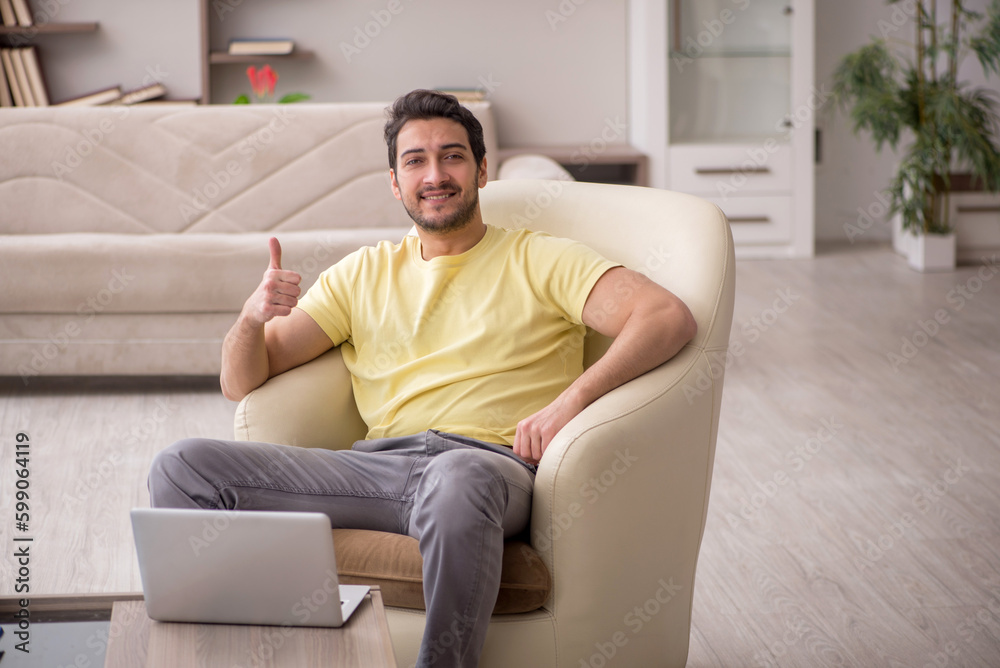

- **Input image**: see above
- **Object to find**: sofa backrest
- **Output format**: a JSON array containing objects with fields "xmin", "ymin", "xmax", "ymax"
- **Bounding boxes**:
[{"xmin": 0, "ymin": 102, "xmax": 499, "ymax": 235}]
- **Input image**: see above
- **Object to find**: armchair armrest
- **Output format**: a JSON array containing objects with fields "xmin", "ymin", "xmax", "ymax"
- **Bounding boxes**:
[
  {"xmin": 529, "ymin": 344, "xmax": 723, "ymax": 663},
  {"xmin": 233, "ymin": 347, "xmax": 368, "ymax": 450}
]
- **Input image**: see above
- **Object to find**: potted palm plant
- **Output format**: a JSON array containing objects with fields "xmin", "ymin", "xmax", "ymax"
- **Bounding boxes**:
[{"xmin": 833, "ymin": 0, "xmax": 1000, "ymax": 271}]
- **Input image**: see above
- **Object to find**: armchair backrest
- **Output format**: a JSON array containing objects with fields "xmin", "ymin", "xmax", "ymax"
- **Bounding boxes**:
[{"xmin": 478, "ymin": 179, "xmax": 735, "ymax": 367}]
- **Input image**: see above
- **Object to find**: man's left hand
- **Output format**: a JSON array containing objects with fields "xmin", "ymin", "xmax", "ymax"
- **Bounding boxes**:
[{"xmin": 512, "ymin": 394, "xmax": 586, "ymax": 465}]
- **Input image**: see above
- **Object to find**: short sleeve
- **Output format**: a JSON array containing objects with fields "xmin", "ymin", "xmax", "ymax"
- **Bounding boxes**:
[
  {"xmin": 296, "ymin": 247, "xmax": 366, "ymax": 346},
  {"xmin": 525, "ymin": 233, "xmax": 621, "ymax": 325}
]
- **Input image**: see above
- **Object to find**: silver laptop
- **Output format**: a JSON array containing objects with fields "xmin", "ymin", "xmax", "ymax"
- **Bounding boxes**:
[{"xmin": 130, "ymin": 508, "xmax": 370, "ymax": 627}]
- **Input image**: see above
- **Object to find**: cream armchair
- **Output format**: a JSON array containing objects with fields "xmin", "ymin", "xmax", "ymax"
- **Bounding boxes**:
[{"xmin": 234, "ymin": 179, "xmax": 735, "ymax": 668}]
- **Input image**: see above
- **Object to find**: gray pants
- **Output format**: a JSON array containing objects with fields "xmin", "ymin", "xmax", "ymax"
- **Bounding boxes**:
[{"xmin": 146, "ymin": 429, "xmax": 535, "ymax": 668}]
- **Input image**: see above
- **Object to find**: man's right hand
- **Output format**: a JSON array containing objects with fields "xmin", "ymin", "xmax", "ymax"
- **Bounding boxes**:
[
  {"xmin": 243, "ymin": 237, "xmax": 302, "ymax": 326},
  {"xmin": 222, "ymin": 237, "xmax": 332, "ymax": 401}
]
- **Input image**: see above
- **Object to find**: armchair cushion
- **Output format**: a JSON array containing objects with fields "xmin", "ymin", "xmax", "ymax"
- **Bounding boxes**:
[{"xmin": 332, "ymin": 529, "xmax": 551, "ymax": 614}]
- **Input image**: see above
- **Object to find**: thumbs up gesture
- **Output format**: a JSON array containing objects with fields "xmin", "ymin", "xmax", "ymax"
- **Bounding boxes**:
[{"xmin": 243, "ymin": 237, "xmax": 302, "ymax": 326}]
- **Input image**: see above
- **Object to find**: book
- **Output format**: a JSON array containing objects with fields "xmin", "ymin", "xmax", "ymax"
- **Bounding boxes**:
[
  {"xmin": 0, "ymin": 0, "xmax": 18, "ymax": 28},
  {"xmin": 0, "ymin": 49, "xmax": 22, "ymax": 106},
  {"xmin": 0, "ymin": 51, "xmax": 12, "ymax": 107},
  {"xmin": 227, "ymin": 38, "xmax": 294, "ymax": 56},
  {"xmin": 436, "ymin": 88, "xmax": 486, "ymax": 103},
  {"xmin": 10, "ymin": 0, "xmax": 31, "ymax": 26},
  {"xmin": 56, "ymin": 85, "xmax": 122, "ymax": 107},
  {"xmin": 9, "ymin": 48, "xmax": 34, "ymax": 106},
  {"xmin": 114, "ymin": 82, "xmax": 166, "ymax": 105},
  {"xmin": 20, "ymin": 46, "xmax": 48, "ymax": 106},
  {"xmin": 128, "ymin": 99, "xmax": 198, "ymax": 107}
]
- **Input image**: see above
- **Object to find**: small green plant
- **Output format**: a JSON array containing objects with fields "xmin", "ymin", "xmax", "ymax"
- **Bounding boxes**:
[{"xmin": 833, "ymin": 0, "xmax": 1000, "ymax": 235}]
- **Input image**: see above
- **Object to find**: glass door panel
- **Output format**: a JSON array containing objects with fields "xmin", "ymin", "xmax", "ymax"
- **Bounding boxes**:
[{"xmin": 669, "ymin": 0, "xmax": 794, "ymax": 143}]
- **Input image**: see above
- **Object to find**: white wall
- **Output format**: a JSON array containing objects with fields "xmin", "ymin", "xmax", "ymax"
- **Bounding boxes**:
[
  {"xmin": 207, "ymin": 0, "xmax": 629, "ymax": 147},
  {"xmin": 24, "ymin": 1, "xmax": 627, "ymax": 147},
  {"xmin": 814, "ymin": 0, "xmax": 997, "ymax": 244}
]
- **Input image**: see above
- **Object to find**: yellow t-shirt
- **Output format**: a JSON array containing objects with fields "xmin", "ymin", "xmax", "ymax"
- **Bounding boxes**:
[{"xmin": 296, "ymin": 225, "xmax": 619, "ymax": 446}]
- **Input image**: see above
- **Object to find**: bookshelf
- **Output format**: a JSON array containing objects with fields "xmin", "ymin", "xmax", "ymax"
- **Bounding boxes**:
[
  {"xmin": 208, "ymin": 50, "xmax": 314, "ymax": 65},
  {"xmin": 0, "ymin": 22, "xmax": 97, "ymax": 35},
  {"xmin": 199, "ymin": 0, "xmax": 313, "ymax": 104},
  {"xmin": 0, "ymin": 17, "xmax": 100, "ymax": 107}
]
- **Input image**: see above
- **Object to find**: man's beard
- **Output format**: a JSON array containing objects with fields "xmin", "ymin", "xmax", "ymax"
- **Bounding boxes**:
[{"xmin": 403, "ymin": 182, "xmax": 480, "ymax": 234}]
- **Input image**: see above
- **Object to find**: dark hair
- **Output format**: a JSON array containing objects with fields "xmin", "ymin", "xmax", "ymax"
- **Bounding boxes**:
[{"xmin": 384, "ymin": 89, "xmax": 486, "ymax": 172}]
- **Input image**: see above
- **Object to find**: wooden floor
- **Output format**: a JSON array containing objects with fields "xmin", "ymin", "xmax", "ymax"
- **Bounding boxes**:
[{"xmin": 1, "ymin": 243, "xmax": 998, "ymax": 666}]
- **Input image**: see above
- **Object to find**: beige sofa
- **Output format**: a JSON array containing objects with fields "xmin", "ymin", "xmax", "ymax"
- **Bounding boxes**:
[
  {"xmin": 235, "ymin": 179, "xmax": 736, "ymax": 668},
  {"xmin": 0, "ymin": 102, "xmax": 497, "ymax": 379}
]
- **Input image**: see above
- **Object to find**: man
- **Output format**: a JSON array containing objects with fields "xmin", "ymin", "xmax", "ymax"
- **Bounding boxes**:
[{"xmin": 148, "ymin": 89, "xmax": 696, "ymax": 667}]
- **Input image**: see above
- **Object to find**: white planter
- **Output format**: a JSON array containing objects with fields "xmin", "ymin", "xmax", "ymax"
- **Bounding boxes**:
[
  {"xmin": 891, "ymin": 212, "xmax": 915, "ymax": 257},
  {"xmin": 908, "ymin": 232, "xmax": 957, "ymax": 272}
]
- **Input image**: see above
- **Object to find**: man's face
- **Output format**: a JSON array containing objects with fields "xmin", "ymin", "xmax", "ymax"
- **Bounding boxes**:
[{"xmin": 390, "ymin": 118, "xmax": 487, "ymax": 234}]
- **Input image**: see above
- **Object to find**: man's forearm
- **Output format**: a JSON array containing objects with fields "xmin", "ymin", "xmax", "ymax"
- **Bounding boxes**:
[
  {"xmin": 220, "ymin": 314, "xmax": 270, "ymax": 402},
  {"xmin": 221, "ymin": 237, "xmax": 304, "ymax": 401},
  {"xmin": 512, "ymin": 297, "xmax": 696, "ymax": 464},
  {"xmin": 562, "ymin": 301, "xmax": 694, "ymax": 412}
]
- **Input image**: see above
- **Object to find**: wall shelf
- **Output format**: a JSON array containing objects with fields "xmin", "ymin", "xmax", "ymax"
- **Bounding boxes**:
[
  {"xmin": 208, "ymin": 50, "xmax": 314, "ymax": 65},
  {"xmin": 498, "ymin": 144, "xmax": 649, "ymax": 187},
  {"xmin": 0, "ymin": 23, "xmax": 98, "ymax": 36}
]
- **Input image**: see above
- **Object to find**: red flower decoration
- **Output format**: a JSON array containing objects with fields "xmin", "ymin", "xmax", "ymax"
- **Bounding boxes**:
[{"xmin": 246, "ymin": 65, "xmax": 278, "ymax": 99}]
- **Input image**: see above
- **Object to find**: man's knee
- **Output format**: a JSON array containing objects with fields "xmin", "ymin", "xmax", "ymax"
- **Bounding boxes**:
[
  {"xmin": 147, "ymin": 438, "xmax": 218, "ymax": 505},
  {"xmin": 150, "ymin": 438, "xmax": 208, "ymax": 475},
  {"xmin": 427, "ymin": 450, "xmax": 506, "ymax": 490},
  {"xmin": 417, "ymin": 451, "xmax": 509, "ymax": 516}
]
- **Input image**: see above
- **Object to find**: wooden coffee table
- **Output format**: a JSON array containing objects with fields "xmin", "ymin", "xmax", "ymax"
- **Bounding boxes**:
[{"xmin": 103, "ymin": 586, "xmax": 396, "ymax": 668}]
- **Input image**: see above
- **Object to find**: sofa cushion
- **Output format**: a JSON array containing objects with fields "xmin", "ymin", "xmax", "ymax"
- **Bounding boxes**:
[{"xmin": 332, "ymin": 529, "xmax": 551, "ymax": 614}]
